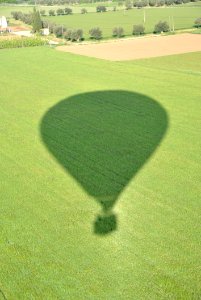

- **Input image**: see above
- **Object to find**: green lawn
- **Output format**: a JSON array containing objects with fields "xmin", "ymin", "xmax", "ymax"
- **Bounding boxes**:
[{"xmin": 0, "ymin": 47, "xmax": 201, "ymax": 299}]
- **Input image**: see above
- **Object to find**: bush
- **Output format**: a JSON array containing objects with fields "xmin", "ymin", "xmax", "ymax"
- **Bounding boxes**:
[
  {"xmin": 194, "ymin": 18, "xmax": 201, "ymax": 28},
  {"xmin": 64, "ymin": 29, "xmax": 84, "ymax": 41},
  {"xmin": 49, "ymin": 9, "xmax": 55, "ymax": 16},
  {"xmin": 89, "ymin": 27, "xmax": 102, "ymax": 40},
  {"xmin": 133, "ymin": 24, "xmax": 145, "ymax": 35},
  {"xmin": 157, "ymin": 0, "xmax": 165, "ymax": 5},
  {"xmin": 149, "ymin": 0, "xmax": 156, "ymax": 5},
  {"xmin": 96, "ymin": 6, "xmax": 107, "ymax": 12},
  {"xmin": 40, "ymin": 10, "xmax": 46, "ymax": 16},
  {"xmin": 57, "ymin": 8, "xmax": 64, "ymax": 15},
  {"xmin": 174, "ymin": 0, "xmax": 182, "ymax": 3},
  {"xmin": 0, "ymin": 37, "xmax": 46, "ymax": 49},
  {"xmin": 11, "ymin": 11, "xmax": 23, "ymax": 20},
  {"xmin": 64, "ymin": 29, "xmax": 72, "ymax": 40},
  {"xmin": 125, "ymin": 0, "xmax": 132, "ymax": 9},
  {"xmin": 154, "ymin": 21, "xmax": 169, "ymax": 33},
  {"xmin": 48, "ymin": 22, "xmax": 56, "ymax": 33},
  {"xmin": 81, "ymin": 8, "xmax": 87, "ymax": 14},
  {"xmin": 64, "ymin": 7, "xmax": 72, "ymax": 14},
  {"xmin": 165, "ymin": 0, "xmax": 174, "ymax": 5},
  {"xmin": 113, "ymin": 27, "xmax": 124, "ymax": 38},
  {"xmin": 54, "ymin": 25, "xmax": 66, "ymax": 37}
]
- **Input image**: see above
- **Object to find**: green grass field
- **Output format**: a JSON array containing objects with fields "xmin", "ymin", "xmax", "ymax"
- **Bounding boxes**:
[
  {"xmin": 0, "ymin": 47, "xmax": 201, "ymax": 299},
  {"xmin": 45, "ymin": 6, "xmax": 201, "ymax": 38}
]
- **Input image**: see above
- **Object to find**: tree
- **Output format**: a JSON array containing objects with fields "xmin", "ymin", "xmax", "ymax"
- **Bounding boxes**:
[
  {"xmin": 133, "ymin": 24, "xmax": 145, "ymax": 35},
  {"xmin": 89, "ymin": 27, "xmax": 102, "ymax": 39},
  {"xmin": 125, "ymin": 0, "xmax": 132, "ymax": 9},
  {"xmin": 113, "ymin": 27, "xmax": 124, "ymax": 38},
  {"xmin": 64, "ymin": 7, "xmax": 72, "ymax": 14},
  {"xmin": 194, "ymin": 18, "xmax": 201, "ymax": 28},
  {"xmin": 32, "ymin": 8, "xmax": 42, "ymax": 33},
  {"xmin": 57, "ymin": 8, "xmax": 64, "ymax": 15},
  {"xmin": 54, "ymin": 25, "xmax": 66, "ymax": 37},
  {"xmin": 64, "ymin": 29, "xmax": 84, "ymax": 41},
  {"xmin": 40, "ymin": 10, "xmax": 46, "ymax": 16},
  {"xmin": 154, "ymin": 21, "xmax": 169, "ymax": 33},
  {"xmin": 49, "ymin": 9, "xmax": 55, "ymax": 16},
  {"xmin": 165, "ymin": 0, "xmax": 174, "ymax": 5},
  {"xmin": 81, "ymin": 8, "xmax": 87, "ymax": 14},
  {"xmin": 96, "ymin": 6, "xmax": 107, "ymax": 12}
]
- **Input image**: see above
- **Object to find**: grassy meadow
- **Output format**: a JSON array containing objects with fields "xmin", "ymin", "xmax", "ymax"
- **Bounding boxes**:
[
  {"xmin": 44, "ymin": 6, "xmax": 201, "ymax": 37},
  {"xmin": 0, "ymin": 45, "xmax": 201, "ymax": 299}
]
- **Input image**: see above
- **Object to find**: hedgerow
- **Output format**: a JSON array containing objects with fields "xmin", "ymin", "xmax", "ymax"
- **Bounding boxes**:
[{"xmin": 0, "ymin": 37, "xmax": 47, "ymax": 49}]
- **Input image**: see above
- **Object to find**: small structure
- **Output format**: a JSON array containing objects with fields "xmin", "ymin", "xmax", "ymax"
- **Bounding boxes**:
[
  {"xmin": 0, "ymin": 16, "xmax": 8, "ymax": 31},
  {"xmin": 42, "ymin": 28, "xmax": 50, "ymax": 36}
]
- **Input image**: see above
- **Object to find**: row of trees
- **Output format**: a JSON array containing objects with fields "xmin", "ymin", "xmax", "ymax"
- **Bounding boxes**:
[
  {"xmin": 2, "ymin": 0, "xmax": 200, "ymax": 5},
  {"xmin": 10, "ymin": 9, "xmax": 201, "ymax": 39},
  {"xmin": 43, "ymin": 21, "xmax": 170, "ymax": 40}
]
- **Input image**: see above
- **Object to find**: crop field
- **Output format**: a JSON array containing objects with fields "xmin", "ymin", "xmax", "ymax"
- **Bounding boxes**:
[
  {"xmin": 0, "ymin": 45, "xmax": 201, "ymax": 299},
  {"xmin": 44, "ymin": 6, "xmax": 201, "ymax": 38}
]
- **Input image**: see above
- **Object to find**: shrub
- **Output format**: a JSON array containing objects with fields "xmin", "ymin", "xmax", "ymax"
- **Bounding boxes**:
[
  {"xmin": 81, "ymin": 8, "xmax": 87, "ymax": 14},
  {"xmin": 89, "ymin": 27, "xmax": 102, "ymax": 39},
  {"xmin": 194, "ymin": 18, "xmax": 201, "ymax": 28},
  {"xmin": 125, "ymin": 0, "xmax": 132, "ymax": 9},
  {"xmin": 154, "ymin": 21, "xmax": 169, "ymax": 33},
  {"xmin": 96, "ymin": 6, "xmax": 107, "ymax": 12},
  {"xmin": 40, "ymin": 10, "xmax": 46, "ymax": 16},
  {"xmin": 54, "ymin": 25, "xmax": 66, "ymax": 37},
  {"xmin": 149, "ymin": 0, "xmax": 156, "ymax": 6},
  {"xmin": 48, "ymin": 22, "xmax": 56, "ymax": 33},
  {"xmin": 174, "ymin": 0, "xmax": 182, "ymax": 3},
  {"xmin": 64, "ymin": 7, "xmax": 72, "ymax": 14},
  {"xmin": 64, "ymin": 29, "xmax": 72, "ymax": 40},
  {"xmin": 64, "ymin": 29, "xmax": 84, "ymax": 41},
  {"xmin": 21, "ymin": 13, "xmax": 33, "ymax": 25},
  {"xmin": 157, "ymin": 0, "xmax": 165, "ymax": 5},
  {"xmin": 57, "ymin": 8, "xmax": 64, "ymax": 15},
  {"xmin": 49, "ymin": 9, "xmax": 55, "ymax": 16},
  {"xmin": 113, "ymin": 27, "xmax": 124, "ymax": 38},
  {"xmin": 11, "ymin": 11, "xmax": 23, "ymax": 20},
  {"xmin": 0, "ymin": 37, "xmax": 46, "ymax": 49},
  {"xmin": 165, "ymin": 0, "xmax": 174, "ymax": 5},
  {"xmin": 133, "ymin": 24, "xmax": 145, "ymax": 35}
]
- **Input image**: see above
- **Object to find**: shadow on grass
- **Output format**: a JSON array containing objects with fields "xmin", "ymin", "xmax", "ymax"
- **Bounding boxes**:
[{"xmin": 40, "ymin": 90, "xmax": 168, "ymax": 235}]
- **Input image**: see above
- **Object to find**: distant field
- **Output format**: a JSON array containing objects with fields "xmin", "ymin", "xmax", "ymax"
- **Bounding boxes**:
[
  {"xmin": 1, "ymin": 3, "xmax": 201, "ymax": 38},
  {"xmin": 44, "ymin": 6, "xmax": 201, "ymax": 38},
  {"xmin": 0, "ymin": 2, "xmax": 119, "ymax": 16},
  {"xmin": 0, "ymin": 46, "xmax": 201, "ymax": 299}
]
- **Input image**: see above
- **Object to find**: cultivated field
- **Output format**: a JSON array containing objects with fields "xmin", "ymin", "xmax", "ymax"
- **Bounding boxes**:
[
  {"xmin": 57, "ymin": 33, "xmax": 201, "ymax": 60},
  {"xmin": 0, "ymin": 45, "xmax": 201, "ymax": 299}
]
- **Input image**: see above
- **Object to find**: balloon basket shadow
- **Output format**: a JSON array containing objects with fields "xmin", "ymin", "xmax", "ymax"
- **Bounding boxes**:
[{"xmin": 94, "ymin": 213, "xmax": 117, "ymax": 235}]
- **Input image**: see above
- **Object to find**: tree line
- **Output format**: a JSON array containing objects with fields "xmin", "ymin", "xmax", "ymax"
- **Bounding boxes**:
[{"xmin": 11, "ymin": 9, "xmax": 201, "ymax": 40}]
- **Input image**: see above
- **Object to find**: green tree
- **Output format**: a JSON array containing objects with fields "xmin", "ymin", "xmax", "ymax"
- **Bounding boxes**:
[
  {"xmin": 154, "ymin": 21, "xmax": 169, "ymax": 33},
  {"xmin": 32, "ymin": 8, "xmax": 42, "ymax": 33},
  {"xmin": 133, "ymin": 24, "xmax": 145, "ymax": 35}
]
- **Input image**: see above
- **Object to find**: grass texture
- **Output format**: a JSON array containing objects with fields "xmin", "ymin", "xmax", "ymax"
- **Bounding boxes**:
[{"xmin": 0, "ymin": 47, "xmax": 201, "ymax": 299}]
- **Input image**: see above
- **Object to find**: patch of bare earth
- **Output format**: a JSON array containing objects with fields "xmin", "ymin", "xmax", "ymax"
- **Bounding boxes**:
[{"xmin": 57, "ymin": 34, "xmax": 201, "ymax": 61}]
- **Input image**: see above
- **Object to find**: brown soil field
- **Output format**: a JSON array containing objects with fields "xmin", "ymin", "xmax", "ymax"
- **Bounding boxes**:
[{"xmin": 57, "ymin": 33, "xmax": 201, "ymax": 61}]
